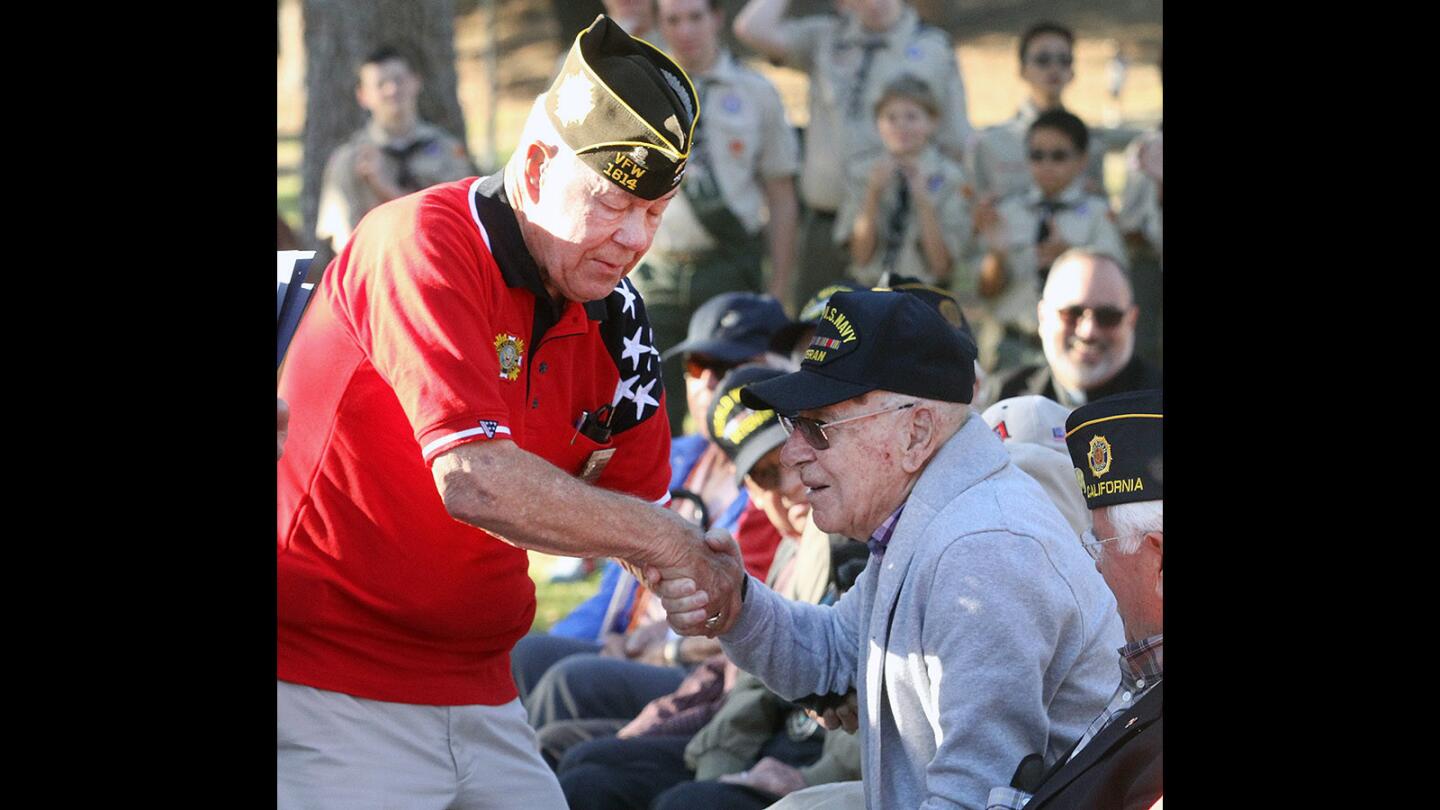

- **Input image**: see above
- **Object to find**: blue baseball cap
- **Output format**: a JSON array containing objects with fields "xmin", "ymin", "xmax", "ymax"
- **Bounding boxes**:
[{"xmin": 740, "ymin": 290, "xmax": 978, "ymax": 414}]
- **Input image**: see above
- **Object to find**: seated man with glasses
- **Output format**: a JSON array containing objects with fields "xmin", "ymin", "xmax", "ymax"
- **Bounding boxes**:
[
  {"xmin": 986, "ymin": 248, "xmax": 1162, "ymax": 408},
  {"xmin": 972, "ymin": 110, "xmax": 1126, "ymax": 373},
  {"xmin": 647, "ymin": 289, "xmax": 1124, "ymax": 810},
  {"xmin": 988, "ymin": 389, "xmax": 1163, "ymax": 809}
]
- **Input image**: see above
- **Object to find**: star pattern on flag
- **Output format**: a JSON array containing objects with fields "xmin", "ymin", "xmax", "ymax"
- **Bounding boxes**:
[
  {"xmin": 612, "ymin": 374, "xmax": 640, "ymax": 407},
  {"xmin": 630, "ymin": 377, "xmax": 659, "ymax": 420},
  {"xmin": 646, "ymin": 327, "xmax": 661, "ymax": 369},
  {"xmin": 613, "ymin": 279, "xmax": 638, "ymax": 319},
  {"xmin": 603, "ymin": 278, "xmax": 662, "ymax": 426},
  {"xmin": 621, "ymin": 325, "xmax": 652, "ymax": 371}
]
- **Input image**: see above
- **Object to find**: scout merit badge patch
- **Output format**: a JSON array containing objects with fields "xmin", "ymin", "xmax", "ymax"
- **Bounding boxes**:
[{"xmin": 495, "ymin": 333, "xmax": 525, "ymax": 381}]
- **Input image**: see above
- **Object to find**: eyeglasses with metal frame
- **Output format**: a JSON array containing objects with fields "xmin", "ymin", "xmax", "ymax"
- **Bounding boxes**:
[
  {"xmin": 1079, "ymin": 528, "xmax": 1160, "ymax": 561},
  {"xmin": 778, "ymin": 402, "xmax": 916, "ymax": 451}
]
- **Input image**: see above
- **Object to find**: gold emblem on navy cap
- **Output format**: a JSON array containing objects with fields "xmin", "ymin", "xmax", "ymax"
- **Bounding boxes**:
[
  {"xmin": 544, "ymin": 15, "xmax": 699, "ymax": 200},
  {"xmin": 1064, "ymin": 392, "xmax": 1163, "ymax": 509},
  {"xmin": 1087, "ymin": 434, "xmax": 1112, "ymax": 478}
]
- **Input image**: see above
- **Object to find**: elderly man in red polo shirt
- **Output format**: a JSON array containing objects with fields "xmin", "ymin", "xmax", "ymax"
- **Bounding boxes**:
[{"xmin": 277, "ymin": 16, "xmax": 742, "ymax": 809}]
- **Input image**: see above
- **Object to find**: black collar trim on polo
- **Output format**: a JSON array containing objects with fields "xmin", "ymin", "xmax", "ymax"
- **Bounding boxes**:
[{"xmin": 471, "ymin": 172, "xmax": 608, "ymax": 323}]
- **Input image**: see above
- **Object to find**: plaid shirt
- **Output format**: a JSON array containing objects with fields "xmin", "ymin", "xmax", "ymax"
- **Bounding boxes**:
[
  {"xmin": 986, "ymin": 633, "xmax": 1164, "ymax": 810},
  {"xmin": 867, "ymin": 503, "xmax": 907, "ymax": 558}
]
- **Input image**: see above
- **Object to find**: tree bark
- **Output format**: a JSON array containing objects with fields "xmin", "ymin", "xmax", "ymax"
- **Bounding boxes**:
[{"xmin": 300, "ymin": 0, "xmax": 467, "ymax": 257}]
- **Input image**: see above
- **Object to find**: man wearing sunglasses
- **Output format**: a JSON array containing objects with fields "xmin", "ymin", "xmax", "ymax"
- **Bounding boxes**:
[
  {"xmin": 988, "ymin": 389, "xmax": 1162, "ymax": 809},
  {"xmin": 647, "ymin": 289, "xmax": 1123, "ymax": 809},
  {"xmin": 987, "ymin": 248, "xmax": 1161, "ymax": 408}
]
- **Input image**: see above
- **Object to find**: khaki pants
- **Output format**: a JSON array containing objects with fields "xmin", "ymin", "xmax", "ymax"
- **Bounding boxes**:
[{"xmin": 277, "ymin": 680, "xmax": 567, "ymax": 810}]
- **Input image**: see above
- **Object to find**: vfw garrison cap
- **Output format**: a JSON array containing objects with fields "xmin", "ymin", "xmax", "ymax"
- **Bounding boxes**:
[
  {"xmin": 1063, "ymin": 389, "xmax": 1163, "ymax": 509},
  {"xmin": 544, "ymin": 15, "xmax": 699, "ymax": 200},
  {"xmin": 739, "ymin": 290, "xmax": 978, "ymax": 415},
  {"xmin": 707, "ymin": 366, "xmax": 789, "ymax": 485}
]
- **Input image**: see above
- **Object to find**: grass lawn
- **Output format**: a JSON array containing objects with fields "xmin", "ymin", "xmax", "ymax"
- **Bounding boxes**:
[{"xmin": 528, "ymin": 552, "xmax": 605, "ymax": 632}]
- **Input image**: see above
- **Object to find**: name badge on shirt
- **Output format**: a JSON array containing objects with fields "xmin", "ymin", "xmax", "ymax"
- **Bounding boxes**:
[{"xmin": 578, "ymin": 449, "xmax": 616, "ymax": 483}]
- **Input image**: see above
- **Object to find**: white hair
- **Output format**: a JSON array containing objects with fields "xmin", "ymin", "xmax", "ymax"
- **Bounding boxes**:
[
  {"xmin": 506, "ymin": 96, "xmax": 575, "ymax": 177},
  {"xmin": 1104, "ymin": 499, "xmax": 1162, "ymax": 555}
]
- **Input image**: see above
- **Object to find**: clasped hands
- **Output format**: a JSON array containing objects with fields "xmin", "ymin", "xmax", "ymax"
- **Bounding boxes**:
[{"xmin": 641, "ymin": 528, "xmax": 745, "ymax": 638}]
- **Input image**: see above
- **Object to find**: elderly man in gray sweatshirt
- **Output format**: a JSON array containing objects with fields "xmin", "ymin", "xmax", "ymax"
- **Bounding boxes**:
[{"xmin": 650, "ymin": 290, "xmax": 1123, "ymax": 809}]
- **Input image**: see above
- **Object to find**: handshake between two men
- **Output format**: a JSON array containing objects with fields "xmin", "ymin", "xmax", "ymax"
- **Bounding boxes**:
[{"xmin": 642, "ymin": 528, "xmax": 861, "ymax": 736}]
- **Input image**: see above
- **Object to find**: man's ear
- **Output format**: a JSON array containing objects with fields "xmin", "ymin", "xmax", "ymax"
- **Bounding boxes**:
[
  {"xmin": 522, "ymin": 141, "xmax": 558, "ymax": 204},
  {"xmin": 900, "ymin": 404, "xmax": 937, "ymax": 473}
]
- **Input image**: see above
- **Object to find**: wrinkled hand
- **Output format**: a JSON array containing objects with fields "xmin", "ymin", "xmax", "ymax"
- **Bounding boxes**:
[
  {"xmin": 645, "ymin": 528, "xmax": 744, "ymax": 637},
  {"xmin": 805, "ymin": 689, "xmax": 859, "ymax": 734},
  {"xmin": 717, "ymin": 756, "xmax": 808, "ymax": 798},
  {"xmin": 277, "ymin": 397, "xmax": 290, "ymax": 460}
]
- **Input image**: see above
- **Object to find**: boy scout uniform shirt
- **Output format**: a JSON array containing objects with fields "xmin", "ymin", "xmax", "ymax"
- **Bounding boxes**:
[
  {"xmin": 278, "ymin": 174, "xmax": 672, "ymax": 707},
  {"xmin": 770, "ymin": 5, "xmax": 972, "ymax": 213},
  {"xmin": 966, "ymin": 100, "xmax": 1108, "ymax": 202},
  {"xmin": 315, "ymin": 120, "xmax": 474, "ymax": 251},
  {"xmin": 1118, "ymin": 127, "xmax": 1162, "ymax": 256},
  {"xmin": 988, "ymin": 179, "xmax": 1126, "ymax": 332},
  {"xmin": 646, "ymin": 50, "xmax": 800, "ymax": 254},
  {"xmin": 833, "ymin": 144, "xmax": 970, "ymax": 286}
]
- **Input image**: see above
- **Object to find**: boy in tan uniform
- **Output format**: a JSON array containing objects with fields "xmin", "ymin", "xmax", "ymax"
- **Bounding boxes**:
[
  {"xmin": 834, "ymin": 76, "xmax": 969, "ymax": 287},
  {"xmin": 975, "ymin": 110, "xmax": 1124, "ymax": 373},
  {"xmin": 314, "ymin": 46, "xmax": 474, "ymax": 254},
  {"xmin": 734, "ymin": 0, "xmax": 971, "ymax": 308},
  {"xmin": 966, "ymin": 22, "xmax": 1106, "ymax": 204}
]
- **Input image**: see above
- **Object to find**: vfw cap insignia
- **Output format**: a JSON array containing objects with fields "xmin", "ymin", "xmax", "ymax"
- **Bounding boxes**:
[{"xmin": 1087, "ymin": 434, "xmax": 1112, "ymax": 478}]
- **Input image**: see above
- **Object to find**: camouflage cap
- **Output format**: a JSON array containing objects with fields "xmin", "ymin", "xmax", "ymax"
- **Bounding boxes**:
[{"xmin": 544, "ymin": 15, "xmax": 698, "ymax": 200}]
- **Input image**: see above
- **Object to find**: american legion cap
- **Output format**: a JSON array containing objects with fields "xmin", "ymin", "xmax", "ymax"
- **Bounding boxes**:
[
  {"xmin": 739, "ymin": 290, "xmax": 978, "ymax": 415},
  {"xmin": 662, "ymin": 292, "xmax": 790, "ymax": 364},
  {"xmin": 545, "ymin": 15, "xmax": 698, "ymax": 200},
  {"xmin": 707, "ymin": 366, "xmax": 789, "ymax": 485},
  {"xmin": 1063, "ymin": 389, "xmax": 1163, "ymax": 509}
]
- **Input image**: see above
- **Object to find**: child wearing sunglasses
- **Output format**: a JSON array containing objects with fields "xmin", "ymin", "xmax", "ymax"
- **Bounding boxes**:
[
  {"xmin": 833, "ymin": 75, "xmax": 971, "ymax": 288},
  {"xmin": 966, "ymin": 21, "xmax": 1107, "ymax": 204},
  {"xmin": 971, "ymin": 109, "xmax": 1126, "ymax": 373}
]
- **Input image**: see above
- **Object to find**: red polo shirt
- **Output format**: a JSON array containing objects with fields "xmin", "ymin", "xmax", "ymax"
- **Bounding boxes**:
[{"xmin": 278, "ymin": 175, "xmax": 672, "ymax": 706}]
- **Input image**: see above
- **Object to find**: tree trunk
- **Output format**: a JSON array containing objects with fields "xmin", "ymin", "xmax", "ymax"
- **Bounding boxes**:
[{"xmin": 300, "ymin": 0, "xmax": 467, "ymax": 260}]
